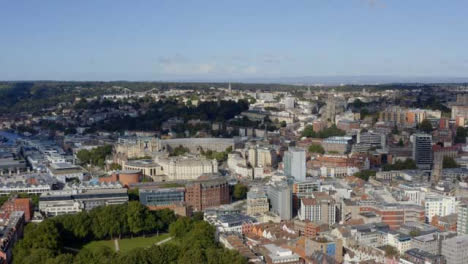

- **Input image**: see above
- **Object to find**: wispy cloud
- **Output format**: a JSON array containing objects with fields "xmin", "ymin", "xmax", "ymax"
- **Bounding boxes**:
[
  {"xmin": 360, "ymin": 0, "xmax": 386, "ymax": 8},
  {"xmin": 261, "ymin": 54, "xmax": 295, "ymax": 64},
  {"xmin": 157, "ymin": 54, "xmax": 259, "ymax": 76}
]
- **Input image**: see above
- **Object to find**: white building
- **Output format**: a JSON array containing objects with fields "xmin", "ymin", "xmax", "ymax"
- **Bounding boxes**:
[
  {"xmin": 424, "ymin": 194, "xmax": 457, "ymax": 222},
  {"xmin": 156, "ymin": 155, "xmax": 218, "ymax": 181},
  {"xmin": 47, "ymin": 162, "xmax": 84, "ymax": 183},
  {"xmin": 385, "ymin": 231, "xmax": 412, "ymax": 254},
  {"xmin": 283, "ymin": 147, "xmax": 306, "ymax": 182}
]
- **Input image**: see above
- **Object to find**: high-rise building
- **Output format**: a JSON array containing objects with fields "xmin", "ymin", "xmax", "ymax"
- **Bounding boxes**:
[
  {"xmin": 267, "ymin": 182, "xmax": 292, "ymax": 220},
  {"xmin": 257, "ymin": 147, "xmax": 277, "ymax": 168},
  {"xmin": 284, "ymin": 147, "xmax": 306, "ymax": 182},
  {"xmin": 325, "ymin": 94, "xmax": 337, "ymax": 123},
  {"xmin": 432, "ymin": 152, "xmax": 443, "ymax": 184},
  {"xmin": 441, "ymin": 235, "xmax": 468, "ymax": 264},
  {"xmin": 298, "ymin": 192, "xmax": 336, "ymax": 225},
  {"xmin": 457, "ymin": 201, "xmax": 468, "ymax": 235},
  {"xmin": 412, "ymin": 134, "xmax": 433, "ymax": 170},
  {"xmin": 248, "ymin": 147, "xmax": 257, "ymax": 167}
]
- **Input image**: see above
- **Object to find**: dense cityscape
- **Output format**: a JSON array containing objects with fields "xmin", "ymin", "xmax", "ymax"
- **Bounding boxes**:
[
  {"xmin": 0, "ymin": 82, "xmax": 467, "ymax": 264},
  {"xmin": 2, "ymin": 0, "xmax": 468, "ymax": 263}
]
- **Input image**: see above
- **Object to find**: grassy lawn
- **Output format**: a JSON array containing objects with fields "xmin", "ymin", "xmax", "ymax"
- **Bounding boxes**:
[{"xmin": 83, "ymin": 233, "xmax": 170, "ymax": 253}]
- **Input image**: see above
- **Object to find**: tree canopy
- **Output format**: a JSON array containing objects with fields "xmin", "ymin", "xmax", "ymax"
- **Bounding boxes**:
[
  {"xmin": 353, "ymin": 170, "xmax": 376, "ymax": 181},
  {"xmin": 76, "ymin": 145, "xmax": 113, "ymax": 167},
  {"xmin": 419, "ymin": 119, "xmax": 433, "ymax": 133},
  {"xmin": 443, "ymin": 156, "xmax": 460, "ymax": 168},
  {"xmin": 455, "ymin": 127, "xmax": 468, "ymax": 144},
  {"xmin": 233, "ymin": 183, "xmax": 248, "ymax": 200},
  {"xmin": 169, "ymin": 145, "xmax": 189, "ymax": 156},
  {"xmin": 308, "ymin": 144, "xmax": 325, "ymax": 154},
  {"xmin": 383, "ymin": 159, "xmax": 417, "ymax": 171},
  {"xmin": 201, "ymin": 146, "xmax": 233, "ymax": 163},
  {"xmin": 13, "ymin": 202, "xmax": 246, "ymax": 264},
  {"xmin": 302, "ymin": 124, "xmax": 346, "ymax": 138}
]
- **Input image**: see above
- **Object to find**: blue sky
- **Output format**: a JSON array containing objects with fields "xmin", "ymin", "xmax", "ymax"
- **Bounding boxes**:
[{"xmin": 1, "ymin": 0, "xmax": 468, "ymax": 81}]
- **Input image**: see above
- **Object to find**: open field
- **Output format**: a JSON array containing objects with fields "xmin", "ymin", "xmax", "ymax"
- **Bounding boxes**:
[{"xmin": 83, "ymin": 233, "xmax": 171, "ymax": 253}]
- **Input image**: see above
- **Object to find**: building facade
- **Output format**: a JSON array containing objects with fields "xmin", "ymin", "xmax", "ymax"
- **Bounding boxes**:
[
  {"xmin": 247, "ymin": 189, "xmax": 269, "ymax": 216},
  {"xmin": 412, "ymin": 134, "xmax": 433, "ymax": 170},
  {"xmin": 267, "ymin": 182, "xmax": 292, "ymax": 220},
  {"xmin": 185, "ymin": 177, "xmax": 230, "ymax": 211},
  {"xmin": 39, "ymin": 188, "xmax": 129, "ymax": 216},
  {"xmin": 441, "ymin": 235, "xmax": 468, "ymax": 264},
  {"xmin": 284, "ymin": 147, "xmax": 306, "ymax": 182}
]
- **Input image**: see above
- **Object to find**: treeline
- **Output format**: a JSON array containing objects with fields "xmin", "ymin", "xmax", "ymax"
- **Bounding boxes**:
[
  {"xmin": 382, "ymin": 159, "xmax": 417, "ymax": 171},
  {"xmin": 0, "ymin": 82, "xmax": 122, "ymax": 114},
  {"xmin": 76, "ymin": 145, "xmax": 113, "ymax": 167},
  {"xmin": 168, "ymin": 217, "xmax": 247, "ymax": 264},
  {"xmin": 353, "ymin": 170, "xmax": 376, "ymax": 181},
  {"xmin": 13, "ymin": 202, "xmax": 246, "ymax": 264},
  {"xmin": 302, "ymin": 124, "xmax": 346, "ymax": 138},
  {"xmin": 201, "ymin": 146, "xmax": 233, "ymax": 162},
  {"xmin": 13, "ymin": 202, "xmax": 177, "ymax": 263},
  {"xmin": 412, "ymin": 95, "xmax": 451, "ymax": 114},
  {"xmin": 455, "ymin": 127, "xmax": 468, "ymax": 144},
  {"xmin": 93, "ymin": 99, "xmax": 249, "ymax": 132}
]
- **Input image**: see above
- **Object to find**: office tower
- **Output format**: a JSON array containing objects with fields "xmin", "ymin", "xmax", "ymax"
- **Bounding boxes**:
[
  {"xmin": 441, "ymin": 235, "xmax": 468, "ymax": 264},
  {"xmin": 299, "ymin": 192, "xmax": 336, "ymax": 225},
  {"xmin": 325, "ymin": 94, "xmax": 337, "ymax": 123},
  {"xmin": 267, "ymin": 182, "xmax": 292, "ymax": 220},
  {"xmin": 257, "ymin": 147, "xmax": 277, "ymax": 168},
  {"xmin": 248, "ymin": 147, "xmax": 257, "ymax": 167},
  {"xmin": 457, "ymin": 202, "xmax": 468, "ymax": 235},
  {"xmin": 412, "ymin": 134, "xmax": 433, "ymax": 170},
  {"xmin": 284, "ymin": 147, "xmax": 306, "ymax": 182}
]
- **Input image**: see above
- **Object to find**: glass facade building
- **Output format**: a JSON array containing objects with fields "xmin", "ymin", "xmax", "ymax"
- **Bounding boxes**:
[{"xmin": 139, "ymin": 187, "xmax": 185, "ymax": 206}]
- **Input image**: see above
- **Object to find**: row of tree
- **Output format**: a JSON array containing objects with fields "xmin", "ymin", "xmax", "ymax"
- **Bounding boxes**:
[
  {"xmin": 382, "ymin": 159, "xmax": 417, "ymax": 171},
  {"xmin": 13, "ymin": 202, "xmax": 177, "ymax": 263},
  {"xmin": 13, "ymin": 202, "xmax": 246, "ymax": 264},
  {"xmin": 168, "ymin": 217, "xmax": 247, "ymax": 264},
  {"xmin": 92, "ymin": 99, "xmax": 249, "ymax": 132},
  {"xmin": 302, "ymin": 124, "xmax": 346, "ymax": 138},
  {"xmin": 200, "ymin": 146, "xmax": 233, "ymax": 162},
  {"xmin": 353, "ymin": 170, "xmax": 376, "ymax": 181},
  {"xmin": 76, "ymin": 145, "xmax": 113, "ymax": 167}
]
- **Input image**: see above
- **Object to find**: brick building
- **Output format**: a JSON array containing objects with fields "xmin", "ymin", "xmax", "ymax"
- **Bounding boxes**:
[
  {"xmin": 361, "ymin": 204, "xmax": 425, "ymax": 229},
  {"xmin": 0, "ymin": 209, "xmax": 26, "ymax": 263},
  {"xmin": 1, "ymin": 197, "xmax": 33, "ymax": 222},
  {"xmin": 185, "ymin": 176, "xmax": 230, "ymax": 211},
  {"xmin": 99, "ymin": 170, "xmax": 141, "ymax": 187}
]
